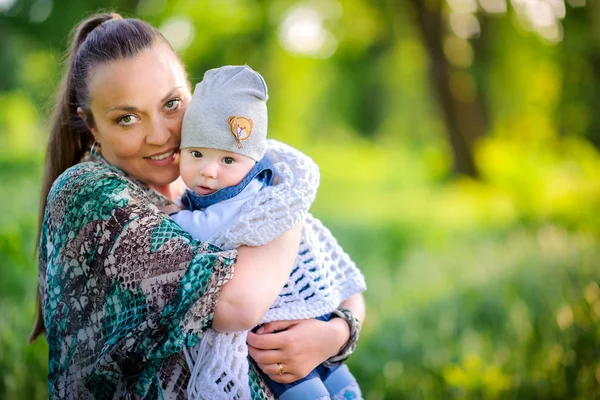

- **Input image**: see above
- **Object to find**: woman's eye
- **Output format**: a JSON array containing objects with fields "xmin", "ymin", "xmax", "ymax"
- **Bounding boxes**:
[
  {"xmin": 190, "ymin": 151, "xmax": 202, "ymax": 158},
  {"xmin": 223, "ymin": 157, "xmax": 235, "ymax": 165},
  {"xmin": 165, "ymin": 98, "xmax": 181, "ymax": 111},
  {"xmin": 117, "ymin": 114, "xmax": 137, "ymax": 126}
]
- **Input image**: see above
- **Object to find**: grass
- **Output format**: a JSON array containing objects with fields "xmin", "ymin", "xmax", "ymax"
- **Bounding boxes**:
[
  {"xmin": 1, "ymin": 144, "xmax": 599, "ymax": 399},
  {"xmin": 335, "ymin": 223, "xmax": 600, "ymax": 399}
]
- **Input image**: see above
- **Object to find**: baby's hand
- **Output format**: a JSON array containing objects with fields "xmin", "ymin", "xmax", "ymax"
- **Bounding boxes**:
[{"xmin": 160, "ymin": 204, "xmax": 181, "ymax": 215}]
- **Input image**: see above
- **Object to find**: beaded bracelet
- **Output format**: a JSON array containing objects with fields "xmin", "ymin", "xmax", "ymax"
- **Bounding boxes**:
[{"xmin": 323, "ymin": 306, "xmax": 361, "ymax": 367}]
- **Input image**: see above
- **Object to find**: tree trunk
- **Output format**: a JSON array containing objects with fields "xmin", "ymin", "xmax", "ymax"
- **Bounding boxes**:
[
  {"xmin": 560, "ymin": 2, "xmax": 600, "ymax": 148},
  {"xmin": 408, "ymin": 0, "xmax": 486, "ymax": 178}
]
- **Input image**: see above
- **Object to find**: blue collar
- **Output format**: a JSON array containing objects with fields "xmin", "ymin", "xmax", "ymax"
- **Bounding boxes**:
[{"xmin": 181, "ymin": 156, "xmax": 274, "ymax": 210}]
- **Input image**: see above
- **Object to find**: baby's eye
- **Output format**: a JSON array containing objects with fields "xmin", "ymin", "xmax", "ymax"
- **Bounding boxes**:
[
  {"xmin": 117, "ymin": 114, "xmax": 138, "ymax": 126},
  {"xmin": 165, "ymin": 98, "xmax": 181, "ymax": 111},
  {"xmin": 190, "ymin": 150, "xmax": 203, "ymax": 158},
  {"xmin": 223, "ymin": 157, "xmax": 235, "ymax": 165}
]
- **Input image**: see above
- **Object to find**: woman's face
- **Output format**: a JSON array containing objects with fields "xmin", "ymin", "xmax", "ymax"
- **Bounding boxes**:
[{"xmin": 85, "ymin": 42, "xmax": 191, "ymax": 191}]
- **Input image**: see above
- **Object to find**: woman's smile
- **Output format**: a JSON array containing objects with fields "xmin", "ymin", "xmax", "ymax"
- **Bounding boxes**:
[{"xmin": 145, "ymin": 147, "xmax": 180, "ymax": 166}]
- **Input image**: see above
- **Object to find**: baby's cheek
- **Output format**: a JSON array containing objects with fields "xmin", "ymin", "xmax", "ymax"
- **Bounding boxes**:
[{"xmin": 179, "ymin": 162, "xmax": 196, "ymax": 184}]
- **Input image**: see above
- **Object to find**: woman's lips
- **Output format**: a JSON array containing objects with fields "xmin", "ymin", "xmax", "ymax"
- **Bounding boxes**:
[{"xmin": 144, "ymin": 148, "xmax": 178, "ymax": 166}]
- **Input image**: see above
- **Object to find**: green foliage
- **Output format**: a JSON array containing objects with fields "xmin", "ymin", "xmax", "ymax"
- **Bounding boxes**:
[
  {"xmin": 1, "ymin": 0, "xmax": 600, "ymax": 399},
  {"xmin": 0, "ymin": 164, "xmax": 47, "ymax": 399},
  {"xmin": 338, "ymin": 225, "xmax": 600, "ymax": 399}
]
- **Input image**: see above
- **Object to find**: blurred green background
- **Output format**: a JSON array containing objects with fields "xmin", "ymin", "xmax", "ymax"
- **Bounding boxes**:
[{"xmin": 1, "ymin": 0, "xmax": 600, "ymax": 398}]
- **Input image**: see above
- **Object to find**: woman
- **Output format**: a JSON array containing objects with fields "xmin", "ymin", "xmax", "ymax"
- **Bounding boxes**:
[{"xmin": 30, "ymin": 12, "xmax": 365, "ymax": 399}]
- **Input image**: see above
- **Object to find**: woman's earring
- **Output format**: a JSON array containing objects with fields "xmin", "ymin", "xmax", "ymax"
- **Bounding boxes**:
[{"xmin": 90, "ymin": 141, "xmax": 99, "ymax": 155}]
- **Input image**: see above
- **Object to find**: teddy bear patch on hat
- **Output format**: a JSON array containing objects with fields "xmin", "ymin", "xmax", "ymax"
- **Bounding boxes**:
[{"xmin": 181, "ymin": 65, "xmax": 268, "ymax": 162}]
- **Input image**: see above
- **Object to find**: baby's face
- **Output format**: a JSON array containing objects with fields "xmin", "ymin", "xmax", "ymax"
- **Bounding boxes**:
[{"xmin": 179, "ymin": 147, "xmax": 256, "ymax": 195}]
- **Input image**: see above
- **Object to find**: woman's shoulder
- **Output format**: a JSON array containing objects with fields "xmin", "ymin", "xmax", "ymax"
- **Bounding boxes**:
[
  {"xmin": 65, "ymin": 159, "xmax": 125, "ymax": 180},
  {"xmin": 51, "ymin": 160, "xmax": 125, "ymax": 193},
  {"xmin": 47, "ymin": 160, "xmax": 142, "ymax": 211}
]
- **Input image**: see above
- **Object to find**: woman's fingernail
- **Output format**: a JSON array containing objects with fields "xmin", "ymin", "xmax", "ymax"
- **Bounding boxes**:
[{"xmin": 256, "ymin": 327, "xmax": 264, "ymax": 334}]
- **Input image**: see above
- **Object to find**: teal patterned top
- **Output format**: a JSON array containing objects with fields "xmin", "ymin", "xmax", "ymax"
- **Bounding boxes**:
[{"xmin": 38, "ymin": 155, "xmax": 274, "ymax": 399}]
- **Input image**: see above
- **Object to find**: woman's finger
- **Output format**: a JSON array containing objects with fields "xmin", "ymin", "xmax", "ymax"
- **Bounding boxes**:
[
  {"xmin": 260, "ymin": 361, "xmax": 310, "ymax": 384},
  {"xmin": 247, "ymin": 330, "xmax": 286, "ymax": 350},
  {"xmin": 255, "ymin": 320, "xmax": 300, "ymax": 334},
  {"xmin": 247, "ymin": 348, "xmax": 283, "ymax": 365},
  {"xmin": 257, "ymin": 362, "xmax": 288, "ymax": 377},
  {"xmin": 256, "ymin": 362, "xmax": 299, "ymax": 384},
  {"xmin": 264, "ymin": 372, "xmax": 298, "ymax": 384}
]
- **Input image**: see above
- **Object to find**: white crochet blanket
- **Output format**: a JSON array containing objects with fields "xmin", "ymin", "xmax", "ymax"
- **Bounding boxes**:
[{"xmin": 184, "ymin": 140, "xmax": 367, "ymax": 400}]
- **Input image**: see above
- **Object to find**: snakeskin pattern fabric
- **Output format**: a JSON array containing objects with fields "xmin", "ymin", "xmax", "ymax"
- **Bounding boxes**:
[{"xmin": 37, "ymin": 154, "xmax": 274, "ymax": 399}]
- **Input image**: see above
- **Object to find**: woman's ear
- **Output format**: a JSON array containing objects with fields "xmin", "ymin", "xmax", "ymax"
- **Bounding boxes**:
[{"xmin": 76, "ymin": 107, "xmax": 97, "ymax": 137}]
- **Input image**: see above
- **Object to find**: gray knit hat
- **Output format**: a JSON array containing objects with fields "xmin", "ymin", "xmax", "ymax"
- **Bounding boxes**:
[{"xmin": 180, "ymin": 65, "xmax": 268, "ymax": 161}]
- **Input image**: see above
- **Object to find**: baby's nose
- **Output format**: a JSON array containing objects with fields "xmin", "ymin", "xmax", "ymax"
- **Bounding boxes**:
[{"xmin": 201, "ymin": 163, "xmax": 218, "ymax": 178}]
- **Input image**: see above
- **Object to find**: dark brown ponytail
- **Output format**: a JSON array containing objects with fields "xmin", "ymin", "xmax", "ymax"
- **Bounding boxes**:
[{"xmin": 30, "ymin": 12, "xmax": 174, "ymax": 343}]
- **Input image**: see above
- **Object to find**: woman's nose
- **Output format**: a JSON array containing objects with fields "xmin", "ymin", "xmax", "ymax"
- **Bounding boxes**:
[{"xmin": 145, "ymin": 117, "xmax": 171, "ymax": 146}]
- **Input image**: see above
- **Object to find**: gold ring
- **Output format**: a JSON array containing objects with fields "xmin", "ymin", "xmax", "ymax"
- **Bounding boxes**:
[{"xmin": 277, "ymin": 362, "xmax": 284, "ymax": 376}]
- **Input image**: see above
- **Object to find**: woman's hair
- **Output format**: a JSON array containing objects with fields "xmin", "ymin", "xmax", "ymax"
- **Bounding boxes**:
[{"xmin": 30, "ymin": 12, "xmax": 177, "ymax": 343}]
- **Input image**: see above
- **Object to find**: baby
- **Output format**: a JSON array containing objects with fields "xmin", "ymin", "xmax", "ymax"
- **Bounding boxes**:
[{"xmin": 171, "ymin": 65, "xmax": 366, "ymax": 400}]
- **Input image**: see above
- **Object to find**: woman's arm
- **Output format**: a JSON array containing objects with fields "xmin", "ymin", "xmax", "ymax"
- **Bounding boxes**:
[
  {"xmin": 212, "ymin": 223, "xmax": 303, "ymax": 332},
  {"xmin": 340, "ymin": 292, "xmax": 366, "ymax": 326},
  {"xmin": 38, "ymin": 164, "xmax": 253, "ymax": 397},
  {"xmin": 246, "ymin": 292, "xmax": 366, "ymax": 383}
]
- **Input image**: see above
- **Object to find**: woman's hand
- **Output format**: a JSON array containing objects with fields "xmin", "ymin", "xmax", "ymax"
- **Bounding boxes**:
[
  {"xmin": 247, "ymin": 293, "xmax": 366, "ymax": 383},
  {"xmin": 246, "ymin": 318, "xmax": 350, "ymax": 384}
]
